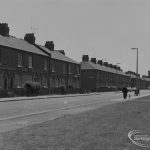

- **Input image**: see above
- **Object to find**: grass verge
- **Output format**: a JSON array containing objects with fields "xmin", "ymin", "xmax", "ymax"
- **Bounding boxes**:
[{"xmin": 1, "ymin": 97, "xmax": 150, "ymax": 150}]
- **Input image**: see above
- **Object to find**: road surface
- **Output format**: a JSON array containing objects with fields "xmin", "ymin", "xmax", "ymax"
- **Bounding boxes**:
[{"xmin": 0, "ymin": 90, "xmax": 149, "ymax": 133}]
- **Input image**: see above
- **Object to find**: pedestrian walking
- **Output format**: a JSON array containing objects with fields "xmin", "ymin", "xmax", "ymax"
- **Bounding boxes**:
[{"xmin": 122, "ymin": 87, "xmax": 128, "ymax": 99}]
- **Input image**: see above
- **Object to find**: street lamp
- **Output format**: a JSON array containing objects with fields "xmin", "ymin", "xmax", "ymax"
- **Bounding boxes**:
[{"xmin": 131, "ymin": 48, "xmax": 139, "ymax": 95}]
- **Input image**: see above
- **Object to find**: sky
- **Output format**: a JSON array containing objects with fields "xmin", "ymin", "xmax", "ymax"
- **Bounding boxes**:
[{"xmin": 0, "ymin": 0, "xmax": 150, "ymax": 76}]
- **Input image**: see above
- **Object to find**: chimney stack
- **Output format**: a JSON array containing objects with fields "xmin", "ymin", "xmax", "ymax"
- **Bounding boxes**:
[
  {"xmin": 24, "ymin": 33, "xmax": 35, "ymax": 44},
  {"xmin": 97, "ymin": 60, "xmax": 103, "ymax": 65},
  {"xmin": 91, "ymin": 58, "xmax": 97, "ymax": 64},
  {"xmin": 103, "ymin": 62, "xmax": 108, "ymax": 67},
  {"xmin": 82, "ymin": 55, "xmax": 89, "ymax": 62},
  {"xmin": 45, "ymin": 41, "xmax": 54, "ymax": 51},
  {"xmin": 108, "ymin": 64, "xmax": 113, "ymax": 68},
  {"xmin": 0, "ymin": 23, "xmax": 9, "ymax": 36},
  {"xmin": 113, "ymin": 65, "xmax": 117, "ymax": 70}
]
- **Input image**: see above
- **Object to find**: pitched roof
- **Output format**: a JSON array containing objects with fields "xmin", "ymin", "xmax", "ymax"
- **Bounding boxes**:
[
  {"xmin": 141, "ymin": 77, "xmax": 150, "ymax": 81},
  {"xmin": 38, "ymin": 45, "xmax": 79, "ymax": 64},
  {"xmin": 0, "ymin": 35, "xmax": 48, "ymax": 56},
  {"xmin": 127, "ymin": 74, "xmax": 137, "ymax": 78},
  {"xmin": 81, "ymin": 61, "xmax": 129, "ymax": 76}
]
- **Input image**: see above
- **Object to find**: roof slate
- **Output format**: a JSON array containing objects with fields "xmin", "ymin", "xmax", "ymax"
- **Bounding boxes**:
[
  {"xmin": 127, "ymin": 74, "xmax": 137, "ymax": 78},
  {"xmin": 81, "ymin": 61, "xmax": 129, "ymax": 76},
  {"xmin": 38, "ymin": 45, "xmax": 79, "ymax": 64},
  {"xmin": 0, "ymin": 35, "xmax": 48, "ymax": 56}
]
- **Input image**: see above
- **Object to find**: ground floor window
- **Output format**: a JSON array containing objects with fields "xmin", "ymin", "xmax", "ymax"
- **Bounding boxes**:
[
  {"xmin": 3, "ymin": 76, "xmax": 14, "ymax": 89},
  {"xmin": 9, "ymin": 77, "xmax": 14, "ymax": 89},
  {"xmin": 4, "ymin": 77, "xmax": 8, "ymax": 89},
  {"xmin": 42, "ymin": 76, "xmax": 48, "ymax": 88},
  {"xmin": 32, "ymin": 75, "xmax": 41, "ymax": 83}
]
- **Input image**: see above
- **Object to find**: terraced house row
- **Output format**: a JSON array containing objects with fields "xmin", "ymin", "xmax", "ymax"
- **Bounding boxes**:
[
  {"xmin": 81, "ymin": 56, "xmax": 150, "ymax": 92},
  {"xmin": 0, "ymin": 23, "xmax": 80, "ymax": 96},
  {"xmin": 0, "ymin": 23, "xmax": 150, "ymax": 97}
]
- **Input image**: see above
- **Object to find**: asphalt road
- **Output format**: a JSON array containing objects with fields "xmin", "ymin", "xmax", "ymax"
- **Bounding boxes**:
[{"xmin": 0, "ymin": 90, "xmax": 149, "ymax": 133}]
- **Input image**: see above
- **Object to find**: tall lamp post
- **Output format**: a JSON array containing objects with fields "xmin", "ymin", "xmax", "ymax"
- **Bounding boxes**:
[{"xmin": 131, "ymin": 48, "xmax": 139, "ymax": 95}]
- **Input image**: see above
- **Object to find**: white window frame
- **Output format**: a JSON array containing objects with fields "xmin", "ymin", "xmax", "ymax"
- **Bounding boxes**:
[
  {"xmin": 68, "ymin": 64, "xmax": 72, "ymax": 74},
  {"xmin": 77, "ymin": 66, "xmax": 80, "ymax": 75},
  {"xmin": 52, "ymin": 60, "xmax": 55, "ymax": 72},
  {"xmin": 44, "ymin": 59, "xmax": 48, "ymax": 71},
  {"xmin": 42, "ymin": 76, "xmax": 48, "ymax": 88},
  {"xmin": 28, "ymin": 55, "xmax": 32, "ymax": 68},
  {"xmin": 63, "ymin": 63, "xmax": 66, "ymax": 73},
  {"xmin": 18, "ymin": 52, "xmax": 23, "ymax": 67}
]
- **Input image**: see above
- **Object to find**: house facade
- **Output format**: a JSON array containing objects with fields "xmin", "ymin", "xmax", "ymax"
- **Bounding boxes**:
[
  {"xmin": 36, "ymin": 41, "xmax": 80, "ymax": 94},
  {"xmin": 81, "ymin": 55, "xmax": 131, "ymax": 92},
  {"xmin": 0, "ymin": 23, "xmax": 50, "ymax": 96},
  {"xmin": 126, "ymin": 71, "xmax": 150, "ymax": 89}
]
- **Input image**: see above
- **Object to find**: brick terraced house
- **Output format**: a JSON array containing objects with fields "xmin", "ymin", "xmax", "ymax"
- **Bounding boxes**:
[
  {"xmin": 0, "ymin": 23, "xmax": 150, "ymax": 97},
  {"xmin": 0, "ymin": 23, "xmax": 81, "ymax": 96},
  {"xmin": 81, "ymin": 55, "xmax": 131, "ymax": 92},
  {"xmin": 126, "ymin": 71, "xmax": 150, "ymax": 89},
  {"xmin": 0, "ymin": 23, "xmax": 50, "ymax": 96},
  {"xmin": 36, "ymin": 41, "xmax": 80, "ymax": 94}
]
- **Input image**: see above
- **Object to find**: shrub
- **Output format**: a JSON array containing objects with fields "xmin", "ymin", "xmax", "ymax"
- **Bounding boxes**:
[
  {"xmin": 0, "ymin": 89, "xmax": 8, "ymax": 98},
  {"xmin": 24, "ymin": 81, "xmax": 41, "ymax": 96}
]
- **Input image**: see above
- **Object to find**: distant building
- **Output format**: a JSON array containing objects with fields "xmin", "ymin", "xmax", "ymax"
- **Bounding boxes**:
[
  {"xmin": 81, "ymin": 55, "xmax": 130, "ymax": 92},
  {"xmin": 126, "ymin": 71, "xmax": 150, "ymax": 89}
]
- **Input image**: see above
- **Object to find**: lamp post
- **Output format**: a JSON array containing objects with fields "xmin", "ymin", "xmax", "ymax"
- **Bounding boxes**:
[{"xmin": 131, "ymin": 48, "xmax": 139, "ymax": 95}]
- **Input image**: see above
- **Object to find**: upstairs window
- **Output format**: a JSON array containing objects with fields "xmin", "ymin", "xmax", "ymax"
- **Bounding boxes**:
[
  {"xmin": 18, "ymin": 52, "xmax": 23, "ymax": 67},
  {"xmin": 28, "ymin": 55, "xmax": 32, "ymax": 68},
  {"xmin": 77, "ymin": 66, "xmax": 80, "ymax": 75},
  {"xmin": 52, "ymin": 60, "xmax": 55, "ymax": 72},
  {"xmin": 44, "ymin": 59, "xmax": 48, "ymax": 70},
  {"xmin": 68, "ymin": 64, "xmax": 72, "ymax": 74},
  {"xmin": 63, "ymin": 63, "xmax": 66, "ymax": 73}
]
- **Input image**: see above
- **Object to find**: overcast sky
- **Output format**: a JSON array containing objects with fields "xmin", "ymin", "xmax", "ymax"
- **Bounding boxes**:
[{"xmin": 0, "ymin": 0, "xmax": 150, "ymax": 76}]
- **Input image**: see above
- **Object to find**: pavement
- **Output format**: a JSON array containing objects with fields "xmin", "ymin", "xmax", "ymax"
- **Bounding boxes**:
[
  {"xmin": 0, "ymin": 92, "xmax": 112, "ymax": 102},
  {"xmin": 0, "ymin": 90, "xmax": 150, "ymax": 102}
]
